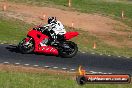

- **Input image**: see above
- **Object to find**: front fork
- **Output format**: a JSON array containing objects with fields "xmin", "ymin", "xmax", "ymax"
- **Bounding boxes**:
[{"xmin": 24, "ymin": 37, "xmax": 33, "ymax": 47}]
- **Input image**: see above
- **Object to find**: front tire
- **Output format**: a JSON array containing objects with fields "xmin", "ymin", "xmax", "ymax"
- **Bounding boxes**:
[
  {"xmin": 18, "ymin": 38, "xmax": 34, "ymax": 54},
  {"xmin": 59, "ymin": 41, "xmax": 78, "ymax": 58}
]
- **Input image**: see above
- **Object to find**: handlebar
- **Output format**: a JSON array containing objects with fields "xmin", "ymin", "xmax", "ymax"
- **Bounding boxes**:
[{"xmin": 33, "ymin": 26, "xmax": 48, "ymax": 32}]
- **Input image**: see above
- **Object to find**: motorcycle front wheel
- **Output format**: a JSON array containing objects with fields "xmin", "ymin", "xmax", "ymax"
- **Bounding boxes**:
[{"xmin": 18, "ymin": 37, "xmax": 34, "ymax": 54}]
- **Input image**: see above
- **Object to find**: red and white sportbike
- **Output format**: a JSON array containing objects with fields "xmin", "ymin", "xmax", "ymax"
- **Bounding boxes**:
[{"xmin": 18, "ymin": 25, "xmax": 79, "ymax": 58}]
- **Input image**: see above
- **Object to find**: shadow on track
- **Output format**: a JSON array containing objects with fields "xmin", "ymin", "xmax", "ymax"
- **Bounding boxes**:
[{"xmin": 6, "ymin": 45, "xmax": 20, "ymax": 53}]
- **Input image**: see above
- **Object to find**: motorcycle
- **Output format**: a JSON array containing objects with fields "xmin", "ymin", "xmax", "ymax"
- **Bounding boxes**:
[{"xmin": 18, "ymin": 25, "xmax": 79, "ymax": 58}]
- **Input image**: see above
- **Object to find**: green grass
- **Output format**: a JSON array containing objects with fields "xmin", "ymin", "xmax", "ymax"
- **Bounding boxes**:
[
  {"xmin": 70, "ymin": 28, "xmax": 132, "ymax": 57},
  {"xmin": 0, "ymin": 16, "xmax": 31, "ymax": 44},
  {"xmin": 0, "ymin": 70, "xmax": 131, "ymax": 88},
  {"xmin": 0, "ymin": 16, "xmax": 132, "ymax": 57},
  {"xmin": 7, "ymin": 0, "xmax": 132, "ymax": 27},
  {"xmin": 0, "ymin": 0, "xmax": 131, "ymax": 57}
]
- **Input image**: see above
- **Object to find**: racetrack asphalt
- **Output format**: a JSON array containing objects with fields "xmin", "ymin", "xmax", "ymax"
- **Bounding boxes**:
[{"xmin": 0, "ymin": 44, "xmax": 132, "ymax": 75}]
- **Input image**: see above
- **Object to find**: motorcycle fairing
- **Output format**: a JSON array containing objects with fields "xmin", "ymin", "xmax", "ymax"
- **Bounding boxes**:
[
  {"xmin": 27, "ymin": 30, "xmax": 58, "ymax": 55},
  {"xmin": 38, "ymin": 45, "xmax": 58, "ymax": 55},
  {"xmin": 64, "ymin": 32, "xmax": 79, "ymax": 40}
]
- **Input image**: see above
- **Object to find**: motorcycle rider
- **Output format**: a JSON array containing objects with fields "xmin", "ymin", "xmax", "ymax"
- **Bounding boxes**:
[{"xmin": 40, "ymin": 17, "xmax": 66, "ymax": 46}]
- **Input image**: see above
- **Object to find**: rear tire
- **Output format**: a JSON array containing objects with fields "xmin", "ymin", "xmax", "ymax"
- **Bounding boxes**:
[
  {"xmin": 59, "ymin": 41, "xmax": 78, "ymax": 58},
  {"xmin": 18, "ymin": 38, "xmax": 34, "ymax": 54}
]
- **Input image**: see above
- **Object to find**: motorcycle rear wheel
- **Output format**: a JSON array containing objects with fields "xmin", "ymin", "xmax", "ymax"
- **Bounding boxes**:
[
  {"xmin": 18, "ymin": 38, "xmax": 34, "ymax": 54},
  {"xmin": 59, "ymin": 41, "xmax": 78, "ymax": 58}
]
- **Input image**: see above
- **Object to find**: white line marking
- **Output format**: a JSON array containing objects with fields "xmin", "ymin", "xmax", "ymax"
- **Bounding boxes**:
[
  {"xmin": 118, "ymin": 56, "xmax": 121, "ymax": 58},
  {"xmin": 44, "ymin": 66, "xmax": 50, "ymax": 68},
  {"xmin": 98, "ymin": 72, "xmax": 103, "ymax": 74},
  {"xmin": 62, "ymin": 68, "xmax": 67, "ymax": 70},
  {"xmin": 82, "ymin": 52, "xmax": 86, "ymax": 53},
  {"xmin": 92, "ymin": 72, "xmax": 98, "ymax": 74},
  {"xmin": 33, "ymin": 65, "xmax": 39, "ymax": 67},
  {"xmin": 91, "ymin": 53, "xmax": 95, "ymax": 54},
  {"xmin": 100, "ymin": 54, "xmax": 103, "ymax": 55},
  {"xmin": 126, "ymin": 57, "xmax": 130, "ymax": 58},
  {"xmin": 53, "ymin": 67, "xmax": 58, "ymax": 69},
  {"xmin": 24, "ymin": 64, "xmax": 29, "ymax": 66},
  {"xmin": 70, "ymin": 69, "xmax": 75, "ymax": 71},
  {"xmin": 3, "ymin": 62, "xmax": 9, "ymax": 64},
  {"xmin": 15, "ymin": 63, "xmax": 20, "ymax": 65},
  {"xmin": 1, "ymin": 43, "xmax": 4, "ymax": 44},
  {"xmin": 9, "ymin": 44, "xmax": 13, "ymax": 45},
  {"xmin": 90, "ymin": 71, "xmax": 98, "ymax": 74},
  {"xmin": 108, "ymin": 55, "xmax": 111, "ymax": 56},
  {"xmin": 89, "ymin": 71, "xmax": 94, "ymax": 73}
]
